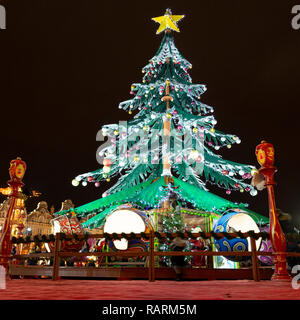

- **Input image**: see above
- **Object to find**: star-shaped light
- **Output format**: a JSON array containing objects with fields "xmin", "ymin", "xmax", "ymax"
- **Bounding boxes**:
[{"xmin": 152, "ymin": 9, "xmax": 185, "ymax": 35}]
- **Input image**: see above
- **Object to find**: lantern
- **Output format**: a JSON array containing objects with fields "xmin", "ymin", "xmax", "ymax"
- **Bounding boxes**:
[
  {"xmin": 8, "ymin": 157, "xmax": 26, "ymax": 184},
  {"xmin": 255, "ymin": 140, "xmax": 275, "ymax": 168}
]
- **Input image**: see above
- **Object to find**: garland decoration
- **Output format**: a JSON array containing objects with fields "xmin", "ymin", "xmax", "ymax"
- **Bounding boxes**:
[{"xmin": 11, "ymin": 231, "xmax": 300, "ymax": 245}]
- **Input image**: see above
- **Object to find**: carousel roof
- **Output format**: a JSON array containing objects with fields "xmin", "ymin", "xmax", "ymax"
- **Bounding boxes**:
[{"xmin": 55, "ymin": 176, "xmax": 269, "ymax": 229}]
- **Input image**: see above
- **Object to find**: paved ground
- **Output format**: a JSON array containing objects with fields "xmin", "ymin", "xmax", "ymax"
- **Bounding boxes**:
[{"xmin": 0, "ymin": 279, "xmax": 299, "ymax": 300}]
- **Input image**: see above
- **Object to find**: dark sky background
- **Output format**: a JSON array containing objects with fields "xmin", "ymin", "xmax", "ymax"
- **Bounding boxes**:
[{"xmin": 0, "ymin": 1, "xmax": 300, "ymax": 224}]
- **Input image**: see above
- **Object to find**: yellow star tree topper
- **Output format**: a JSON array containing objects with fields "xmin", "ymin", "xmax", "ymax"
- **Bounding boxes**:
[{"xmin": 152, "ymin": 9, "xmax": 185, "ymax": 34}]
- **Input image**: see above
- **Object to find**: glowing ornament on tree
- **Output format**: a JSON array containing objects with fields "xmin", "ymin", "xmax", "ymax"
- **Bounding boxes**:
[
  {"xmin": 189, "ymin": 150, "xmax": 199, "ymax": 160},
  {"xmin": 250, "ymin": 189, "xmax": 258, "ymax": 196},
  {"xmin": 82, "ymin": 181, "xmax": 88, "ymax": 187},
  {"xmin": 103, "ymin": 166, "xmax": 111, "ymax": 173},
  {"xmin": 195, "ymin": 155, "xmax": 203, "ymax": 163},
  {"xmin": 72, "ymin": 179, "xmax": 79, "ymax": 187},
  {"xmin": 175, "ymin": 156, "xmax": 182, "ymax": 163}
]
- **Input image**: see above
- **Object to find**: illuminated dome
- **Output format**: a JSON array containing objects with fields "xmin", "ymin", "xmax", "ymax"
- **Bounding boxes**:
[{"xmin": 103, "ymin": 208, "xmax": 146, "ymax": 250}]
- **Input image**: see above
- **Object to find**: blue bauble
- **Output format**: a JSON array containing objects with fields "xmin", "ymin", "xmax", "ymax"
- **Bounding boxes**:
[{"xmin": 213, "ymin": 210, "xmax": 259, "ymax": 262}]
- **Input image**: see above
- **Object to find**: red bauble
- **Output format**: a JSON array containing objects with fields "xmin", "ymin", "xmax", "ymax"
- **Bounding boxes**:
[
  {"xmin": 88, "ymin": 176, "xmax": 94, "ymax": 182},
  {"xmin": 103, "ymin": 159, "xmax": 112, "ymax": 166},
  {"xmin": 195, "ymin": 156, "xmax": 203, "ymax": 163}
]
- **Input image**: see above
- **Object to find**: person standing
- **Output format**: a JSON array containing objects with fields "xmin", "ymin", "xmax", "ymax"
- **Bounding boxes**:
[{"xmin": 170, "ymin": 236, "xmax": 188, "ymax": 281}]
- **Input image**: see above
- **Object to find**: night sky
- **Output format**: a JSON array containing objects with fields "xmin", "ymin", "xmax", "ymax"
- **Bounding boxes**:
[{"xmin": 1, "ymin": 1, "xmax": 300, "ymax": 224}]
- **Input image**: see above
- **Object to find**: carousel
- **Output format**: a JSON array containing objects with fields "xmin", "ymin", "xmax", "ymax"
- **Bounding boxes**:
[{"xmin": 53, "ymin": 175, "xmax": 272, "ymax": 269}]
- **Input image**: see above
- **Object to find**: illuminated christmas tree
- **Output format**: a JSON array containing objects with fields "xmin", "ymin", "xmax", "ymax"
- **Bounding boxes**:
[{"xmin": 59, "ymin": 9, "xmax": 268, "ymax": 228}]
